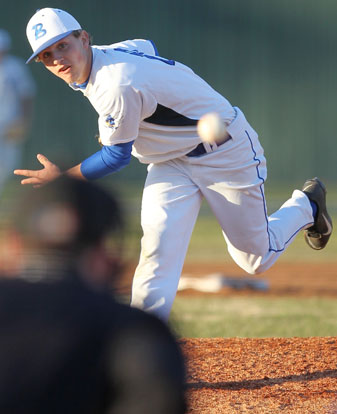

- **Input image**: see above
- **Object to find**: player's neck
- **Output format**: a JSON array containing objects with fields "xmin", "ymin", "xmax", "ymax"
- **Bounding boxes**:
[{"xmin": 77, "ymin": 46, "xmax": 93, "ymax": 85}]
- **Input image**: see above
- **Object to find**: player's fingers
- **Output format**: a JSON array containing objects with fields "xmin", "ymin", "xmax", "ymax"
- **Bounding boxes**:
[
  {"xmin": 19, "ymin": 177, "xmax": 42, "ymax": 186},
  {"xmin": 36, "ymin": 153, "xmax": 54, "ymax": 168},
  {"xmin": 13, "ymin": 169, "xmax": 39, "ymax": 178}
]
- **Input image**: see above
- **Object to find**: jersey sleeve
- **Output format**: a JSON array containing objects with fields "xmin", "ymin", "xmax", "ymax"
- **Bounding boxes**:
[{"xmin": 98, "ymin": 85, "xmax": 144, "ymax": 146}]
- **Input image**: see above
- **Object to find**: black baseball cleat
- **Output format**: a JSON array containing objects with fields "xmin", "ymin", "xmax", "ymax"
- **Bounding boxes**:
[{"xmin": 302, "ymin": 177, "xmax": 333, "ymax": 250}]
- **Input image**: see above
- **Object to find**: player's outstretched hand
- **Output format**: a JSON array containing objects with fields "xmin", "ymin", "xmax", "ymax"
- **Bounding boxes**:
[{"xmin": 14, "ymin": 154, "xmax": 62, "ymax": 188}]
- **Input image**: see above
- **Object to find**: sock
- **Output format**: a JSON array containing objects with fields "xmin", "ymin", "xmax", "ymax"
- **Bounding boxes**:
[{"xmin": 310, "ymin": 200, "xmax": 318, "ymax": 221}]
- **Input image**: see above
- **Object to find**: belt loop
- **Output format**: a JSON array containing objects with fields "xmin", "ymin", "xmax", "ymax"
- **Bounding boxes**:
[
  {"xmin": 186, "ymin": 130, "xmax": 232, "ymax": 157},
  {"xmin": 211, "ymin": 142, "xmax": 218, "ymax": 151},
  {"xmin": 203, "ymin": 142, "xmax": 213, "ymax": 153}
]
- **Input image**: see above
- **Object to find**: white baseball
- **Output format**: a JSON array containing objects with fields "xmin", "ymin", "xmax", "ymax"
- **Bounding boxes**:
[{"xmin": 197, "ymin": 112, "xmax": 226, "ymax": 144}]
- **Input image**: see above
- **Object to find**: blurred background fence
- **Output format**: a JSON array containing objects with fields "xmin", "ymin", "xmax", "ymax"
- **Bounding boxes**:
[{"xmin": 3, "ymin": 0, "xmax": 337, "ymax": 185}]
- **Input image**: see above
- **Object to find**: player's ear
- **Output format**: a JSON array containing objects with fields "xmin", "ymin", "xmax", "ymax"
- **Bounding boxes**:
[{"xmin": 80, "ymin": 30, "xmax": 90, "ymax": 48}]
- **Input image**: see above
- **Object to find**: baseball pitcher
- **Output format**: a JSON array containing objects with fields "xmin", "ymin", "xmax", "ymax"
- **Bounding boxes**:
[{"xmin": 15, "ymin": 8, "xmax": 333, "ymax": 321}]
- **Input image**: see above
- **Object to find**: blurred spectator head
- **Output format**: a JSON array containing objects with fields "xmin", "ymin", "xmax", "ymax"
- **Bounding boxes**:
[
  {"xmin": 14, "ymin": 177, "xmax": 123, "ymax": 250},
  {"xmin": 3, "ymin": 176, "xmax": 125, "ymax": 287}
]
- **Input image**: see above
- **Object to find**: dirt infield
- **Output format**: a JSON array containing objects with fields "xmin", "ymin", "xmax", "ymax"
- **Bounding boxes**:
[
  {"xmin": 119, "ymin": 261, "xmax": 337, "ymax": 298},
  {"xmin": 120, "ymin": 261, "xmax": 337, "ymax": 413},
  {"xmin": 177, "ymin": 262, "xmax": 337, "ymax": 298}
]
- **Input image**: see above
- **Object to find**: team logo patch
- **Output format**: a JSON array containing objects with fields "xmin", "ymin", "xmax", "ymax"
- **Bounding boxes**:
[
  {"xmin": 105, "ymin": 115, "xmax": 116, "ymax": 128},
  {"xmin": 33, "ymin": 23, "xmax": 47, "ymax": 40}
]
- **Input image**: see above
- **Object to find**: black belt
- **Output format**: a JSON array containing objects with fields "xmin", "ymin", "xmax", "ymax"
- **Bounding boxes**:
[{"xmin": 186, "ymin": 134, "xmax": 232, "ymax": 157}]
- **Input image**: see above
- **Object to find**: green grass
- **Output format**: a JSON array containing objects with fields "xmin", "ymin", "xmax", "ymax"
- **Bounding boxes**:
[{"xmin": 169, "ymin": 296, "xmax": 337, "ymax": 338}]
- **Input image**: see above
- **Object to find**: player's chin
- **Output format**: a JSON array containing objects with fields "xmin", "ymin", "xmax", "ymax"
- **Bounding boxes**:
[
  {"xmin": 58, "ymin": 70, "xmax": 75, "ymax": 83},
  {"xmin": 55, "ymin": 73, "xmax": 71, "ymax": 83},
  {"xmin": 64, "ymin": 75, "xmax": 78, "ymax": 85}
]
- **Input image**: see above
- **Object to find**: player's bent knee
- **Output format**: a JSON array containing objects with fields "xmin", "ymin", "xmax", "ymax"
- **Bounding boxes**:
[{"xmin": 232, "ymin": 255, "xmax": 269, "ymax": 275}]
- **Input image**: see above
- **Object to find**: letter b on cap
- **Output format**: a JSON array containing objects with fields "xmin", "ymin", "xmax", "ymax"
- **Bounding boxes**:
[{"xmin": 33, "ymin": 23, "xmax": 47, "ymax": 40}]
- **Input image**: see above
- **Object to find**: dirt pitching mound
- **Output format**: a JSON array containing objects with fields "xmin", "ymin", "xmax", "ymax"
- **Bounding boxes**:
[{"xmin": 181, "ymin": 337, "xmax": 337, "ymax": 413}]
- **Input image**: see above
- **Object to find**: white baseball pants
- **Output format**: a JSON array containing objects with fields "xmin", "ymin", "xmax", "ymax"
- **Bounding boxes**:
[{"xmin": 131, "ymin": 108, "xmax": 314, "ymax": 321}]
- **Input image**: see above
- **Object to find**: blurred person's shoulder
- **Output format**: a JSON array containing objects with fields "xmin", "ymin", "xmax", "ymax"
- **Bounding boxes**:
[
  {"xmin": 0, "ymin": 54, "xmax": 35, "ymax": 86},
  {"xmin": 0, "ymin": 275, "xmax": 177, "ymax": 343},
  {"xmin": 1, "ymin": 54, "xmax": 26, "ymax": 70}
]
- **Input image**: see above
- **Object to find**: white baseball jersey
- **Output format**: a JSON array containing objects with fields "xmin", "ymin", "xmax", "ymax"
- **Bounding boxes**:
[{"xmin": 70, "ymin": 39, "xmax": 235, "ymax": 164}]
